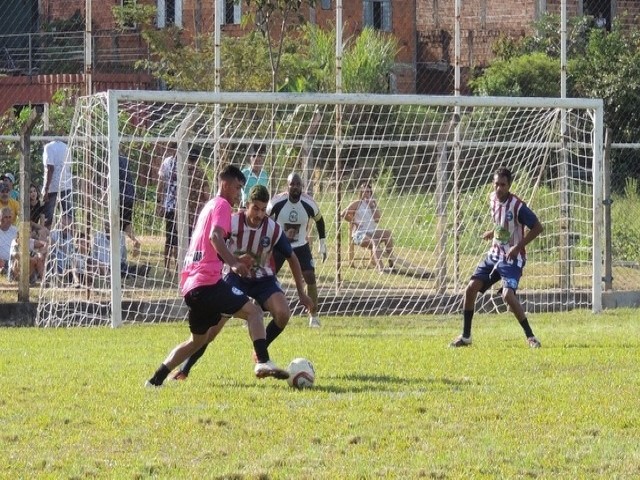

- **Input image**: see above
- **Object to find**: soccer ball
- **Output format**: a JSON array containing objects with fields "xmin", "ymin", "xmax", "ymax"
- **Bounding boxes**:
[{"xmin": 287, "ymin": 357, "xmax": 315, "ymax": 389}]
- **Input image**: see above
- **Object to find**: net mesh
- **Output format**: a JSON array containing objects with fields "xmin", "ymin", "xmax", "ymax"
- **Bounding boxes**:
[{"xmin": 36, "ymin": 92, "xmax": 600, "ymax": 326}]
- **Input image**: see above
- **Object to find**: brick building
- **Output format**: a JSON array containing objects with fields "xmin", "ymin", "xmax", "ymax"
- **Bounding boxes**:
[{"xmin": 1, "ymin": 0, "xmax": 638, "ymax": 113}]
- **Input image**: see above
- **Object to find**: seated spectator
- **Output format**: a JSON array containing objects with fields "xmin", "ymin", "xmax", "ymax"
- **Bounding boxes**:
[
  {"xmin": 71, "ymin": 232, "xmax": 95, "ymax": 288},
  {"xmin": 341, "ymin": 182, "xmax": 396, "ymax": 273},
  {"xmin": 49, "ymin": 214, "xmax": 75, "ymax": 282},
  {"xmin": 9, "ymin": 229, "xmax": 46, "ymax": 283},
  {"xmin": 1, "ymin": 173, "xmax": 19, "ymax": 201},
  {"xmin": 0, "ymin": 207, "xmax": 17, "ymax": 275},
  {"xmin": 29, "ymin": 183, "xmax": 46, "ymax": 227},
  {"xmin": 0, "ymin": 182, "xmax": 19, "ymax": 224},
  {"xmin": 92, "ymin": 222, "xmax": 128, "ymax": 277}
]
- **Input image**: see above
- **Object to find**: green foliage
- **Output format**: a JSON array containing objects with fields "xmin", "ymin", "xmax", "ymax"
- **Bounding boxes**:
[
  {"xmin": 611, "ymin": 177, "xmax": 640, "ymax": 262},
  {"xmin": 570, "ymin": 20, "xmax": 640, "ymax": 142},
  {"xmin": 469, "ymin": 52, "xmax": 560, "ymax": 96},
  {"xmin": 342, "ymin": 27, "xmax": 399, "ymax": 93},
  {"xmin": 0, "ymin": 88, "xmax": 79, "ymax": 186},
  {"xmin": 243, "ymin": 0, "xmax": 317, "ymax": 91}
]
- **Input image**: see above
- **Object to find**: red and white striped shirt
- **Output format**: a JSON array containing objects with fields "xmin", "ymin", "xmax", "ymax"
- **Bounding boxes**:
[
  {"xmin": 488, "ymin": 191, "xmax": 527, "ymax": 265},
  {"xmin": 225, "ymin": 211, "xmax": 283, "ymax": 279}
]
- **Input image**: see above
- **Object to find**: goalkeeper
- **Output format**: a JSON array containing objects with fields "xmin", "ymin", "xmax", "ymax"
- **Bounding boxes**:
[
  {"xmin": 268, "ymin": 172, "xmax": 327, "ymax": 328},
  {"xmin": 450, "ymin": 167, "xmax": 544, "ymax": 349},
  {"xmin": 171, "ymin": 185, "xmax": 313, "ymax": 380}
]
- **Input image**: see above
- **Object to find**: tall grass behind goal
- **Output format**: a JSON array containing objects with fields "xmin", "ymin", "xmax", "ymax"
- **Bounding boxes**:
[{"xmin": 36, "ymin": 91, "xmax": 603, "ymax": 327}]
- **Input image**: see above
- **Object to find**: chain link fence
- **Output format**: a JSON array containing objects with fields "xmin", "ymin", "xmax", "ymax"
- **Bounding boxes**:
[{"xmin": 1, "ymin": 0, "xmax": 639, "ymax": 305}]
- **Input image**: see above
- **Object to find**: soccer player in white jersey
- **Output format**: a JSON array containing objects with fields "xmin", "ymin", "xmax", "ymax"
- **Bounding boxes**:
[
  {"xmin": 171, "ymin": 185, "xmax": 314, "ymax": 380},
  {"xmin": 268, "ymin": 172, "xmax": 327, "ymax": 328},
  {"xmin": 146, "ymin": 166, "xmax": 289, "ymax": 387},
  {"xmin": 450, "ymin": 167, "xmax": 544, "ymax": 348}
]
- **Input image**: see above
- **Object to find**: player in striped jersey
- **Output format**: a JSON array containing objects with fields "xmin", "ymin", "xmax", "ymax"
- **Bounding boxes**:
[
  {"xmin": 147, "ymin": 166, "xmax": 291, "ymax": 387},
  {"xmin": 450, "ymin": 167, "xmax": 544, "ymax": 349},
  {"xmin": 268, "ymin": 173, "xmax": 327, "ymax": 328},
  {"xmin": 171, "ymin": 185, "xmax": 313, "ymax": 380}
]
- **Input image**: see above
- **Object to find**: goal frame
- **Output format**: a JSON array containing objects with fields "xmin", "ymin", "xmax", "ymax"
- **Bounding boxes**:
[{"xmin": 42, "ymin": 90, "xmax": 605, "ymax": 327}]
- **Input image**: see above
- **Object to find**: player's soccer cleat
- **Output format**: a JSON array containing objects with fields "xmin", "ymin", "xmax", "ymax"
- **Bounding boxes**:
[
  {"xmin": 527, "ymin": 336, "xmax": 542, "ymax": 348},
  {"xmin": 144, "ymin": 380, "xmax": 162, "ymax": 388},
  {"xmin": 254, "ymin": 361, "xmax": 290, "ymax": 380},
  {"xmin": 309, "ymin": 316, "xmax": 321, "ymax": 328},
  {"xmin": 171, "ymin": 371, "xmax": 188, "ymax": 381},
  {"xmin": 449, "ymin": 335, "xmax": 472, "ymax": 347}
]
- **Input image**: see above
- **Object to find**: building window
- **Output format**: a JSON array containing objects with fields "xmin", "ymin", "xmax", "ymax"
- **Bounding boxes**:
[
  {"xmin": 364, "ymin": 0, "xmax": 391, "ymax": 32},
  {"xmin": 157, "ymin": 0, "xmax": 183, "ymax": 28},
  {"xmin": 224, "ymin": 0, "xmax": 241, "ymax": 25},
  {"xmin": 321, "ymin": 0, "xmax": 331, "ymax": 10}
]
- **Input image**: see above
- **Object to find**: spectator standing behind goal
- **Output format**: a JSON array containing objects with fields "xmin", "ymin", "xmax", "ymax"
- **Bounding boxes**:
[
  {"xmin": 156, "ymin": 144, "xmax": 209, "ymax": 269},
  {"xmin": 42, "ymin": 133, "xmax": 73, "ymax": 229},
  {"xmin": 146, "ymin": 165, "xmax": 290, "ymax": 388},
  {"xmin": 119, "ymin": 155, "xmax": 141, "ymax": 256},
  {"xmin": 171, "ymin": 184, "xmax": 314, "ymax": 380},
  {"xmin": 341, "ymin": 182, "xmax": 396, "ymax": 273},
  {"xmin": 241, "ymin": 144, "xmax": 269, "ymax": 207},
  {"xmin": 450, "ymin": 167, "xmax": 544, "ymax": 349},
  {"xmin": 268, "ymin": 172, "xmax": 327, "ymax": 328},
  {"xmin": 156, "ymin": 142, "xmax": 178, "ymax": 269}
]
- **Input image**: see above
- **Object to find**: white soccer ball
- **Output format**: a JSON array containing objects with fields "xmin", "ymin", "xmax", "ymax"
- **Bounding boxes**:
[{"xmin": 287, "ymin": 357, "xmax": 315, "ymax": 389}]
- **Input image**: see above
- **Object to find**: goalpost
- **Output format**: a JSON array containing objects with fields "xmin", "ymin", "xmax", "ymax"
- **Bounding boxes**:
[{"xmin": 36, "ymin": 91, "xmax": 604, "ymax": 327}]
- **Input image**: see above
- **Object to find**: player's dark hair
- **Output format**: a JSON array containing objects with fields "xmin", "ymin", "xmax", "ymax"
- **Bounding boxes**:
[
  {"xmin": 248, "ymin": 184, "xmax": 270, "ymax": 204},
  {"xmin": 250, "ymin": 144, "xmax": 266, "ymax": 156},
  {"xmin": 218, "ymin": 164, "xmax": 246, "ymax": 184},
  {"xmin": 494, "ymin": 167, "xmax": 513, "ymax": 184}
]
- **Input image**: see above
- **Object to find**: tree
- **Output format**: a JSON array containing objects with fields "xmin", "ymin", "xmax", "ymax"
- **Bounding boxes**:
[
  {"xmin": 243, "ymin": 0, "xmax": 316, "ymax": 92},
  {"xmin": 468, "ymin": 52, "xmax": 560, "ymax": 97},
  {"xmin": 113, "ymin": 2, "xmax": 312, "ymax": 92}
]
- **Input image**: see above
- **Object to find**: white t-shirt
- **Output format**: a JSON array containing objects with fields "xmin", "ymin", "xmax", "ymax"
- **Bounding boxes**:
[
  {"xmin": 0, "ymin": 225, "xmax": 18, "ymax": 261},
  {"xmin": 353, "ymin": 200, "xmax": 378, "ymax": 235},
  {"xmin": 43, "ymin": 140, "xmax": 73, "ymax": 193}
]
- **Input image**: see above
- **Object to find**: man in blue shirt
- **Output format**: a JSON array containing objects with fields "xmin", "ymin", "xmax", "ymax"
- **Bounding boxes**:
[{"xmin": 241, "ymin": 145, "xmax": 269, "ymax": 208}]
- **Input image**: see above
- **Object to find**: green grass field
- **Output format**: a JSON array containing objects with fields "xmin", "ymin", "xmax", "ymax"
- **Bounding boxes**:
[{"xmin": 2, "ymin": 310, "xmax": 640, "ymax": 478}]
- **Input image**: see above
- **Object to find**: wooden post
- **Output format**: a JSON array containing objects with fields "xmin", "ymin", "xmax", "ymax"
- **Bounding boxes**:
[{"xmin": 18, "ymin": 106, "xmax": 43, "ymax": 302}]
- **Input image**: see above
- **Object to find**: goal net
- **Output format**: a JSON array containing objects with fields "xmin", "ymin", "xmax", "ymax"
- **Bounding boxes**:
[{"xmin": 36, "ymin": 91, "xmax": 603, "ymax": 327}]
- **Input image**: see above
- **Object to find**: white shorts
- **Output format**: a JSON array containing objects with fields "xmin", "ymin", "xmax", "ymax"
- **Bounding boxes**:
[{"xmin": 352, "ymin": 231, "xmax": 373, "ymax": 246}]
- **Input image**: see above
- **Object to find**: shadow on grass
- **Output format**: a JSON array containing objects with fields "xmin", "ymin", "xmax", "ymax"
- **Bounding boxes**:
[{"xmin": 209, "ymin": 373, "xmax": 472, "ymax": 394}]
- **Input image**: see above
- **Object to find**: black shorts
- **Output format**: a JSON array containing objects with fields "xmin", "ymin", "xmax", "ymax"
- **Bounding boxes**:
[
  {"xmin": 183, "ymin": 281, "xmax": 249, "ymax": 335},
  {"xmin": 224, "ymin": 273, "xmax": 283, "ymax": 309},
  {"xmin": 273, "ymin": 243, "xmax": 314, "ymax": 274}
]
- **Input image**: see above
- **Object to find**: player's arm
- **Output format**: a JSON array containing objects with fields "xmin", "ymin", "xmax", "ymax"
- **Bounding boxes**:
[
  {"xmin": 314, "ymin": 214, "xmax": 327, "ymax": 262},
  {"xmin": 210, "ymin": 225, "xmax": 249, "ymax": 277},
  {"xmin": 508, "ymin": 207, "xmax": 544, "ymax": 259},
  {"xmin": 44, "ymin": 165, "xmax": 54, "ymax": 198}
]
